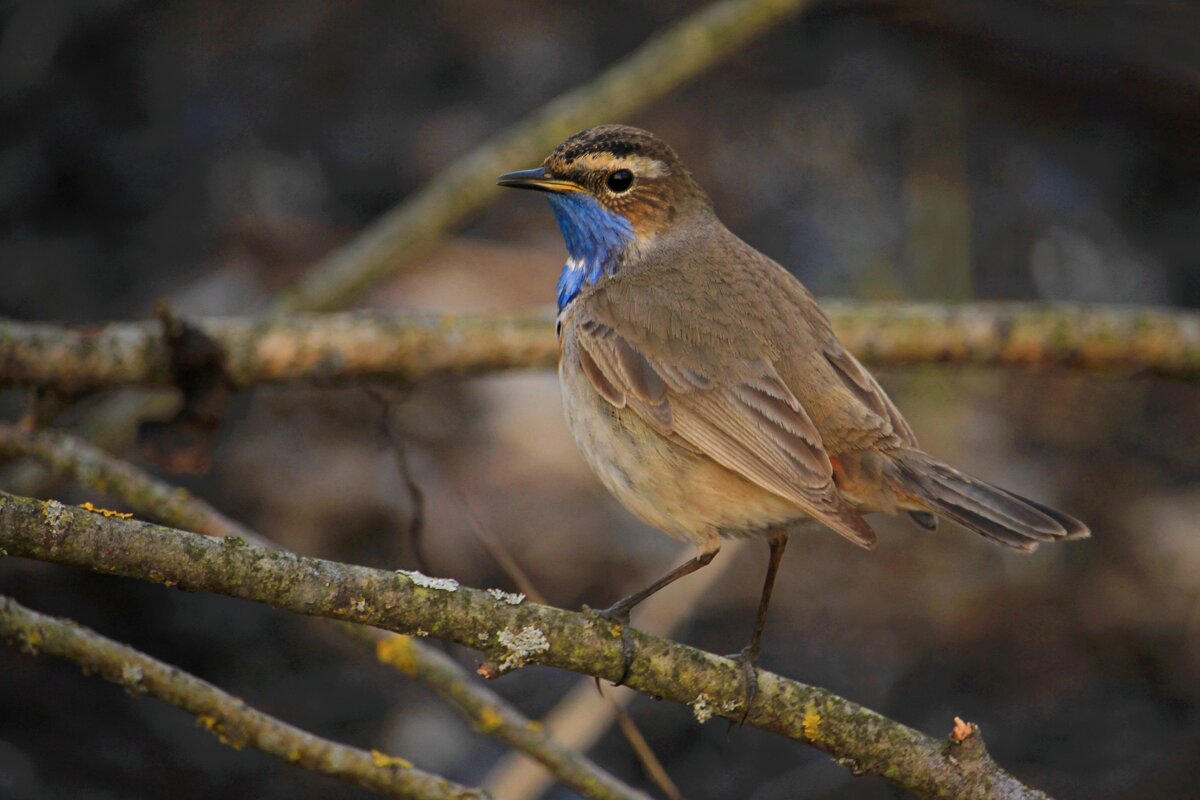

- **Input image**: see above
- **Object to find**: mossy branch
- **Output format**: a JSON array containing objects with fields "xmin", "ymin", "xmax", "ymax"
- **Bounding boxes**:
[
  {"xmin": 0, "ymin": 595, "xmax": 487, "ymax": 800},
  {"xmin": 0, "ymin": 423, "xmax": 254, "ymax": 538},
  {"xmin": 0, "ymin": 423, "xmax": 651, "ymax": 800},
  {"xmin": 1, "ymin": 303, "xmax": 1196, "ymax": 396},
  {"xmin": 0, "ymin": 490, "xmax": 1050, "ymax": 800}
]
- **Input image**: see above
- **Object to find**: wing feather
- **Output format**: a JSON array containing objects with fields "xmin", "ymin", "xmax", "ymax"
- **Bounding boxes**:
[
  {"xmin": 824, "ymin": 346, "xmax": 918, "ymax": 446},
  {"xmin": 574, "ymin": 318, "xmax": 876, "ymax": 548}
]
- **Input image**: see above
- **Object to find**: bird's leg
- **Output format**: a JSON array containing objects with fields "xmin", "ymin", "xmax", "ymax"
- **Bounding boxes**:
[
  {"xmin": 730, "ymin": 531, "xmax": 788, "ymax": 726},
  {"xmin": 589, "ymin": 541, "xmax": 719, "ymax": 686}
]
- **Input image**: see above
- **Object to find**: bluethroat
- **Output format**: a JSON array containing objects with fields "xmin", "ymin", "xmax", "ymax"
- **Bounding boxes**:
[{"xmin": 499, "ymin": 125, "xmax": 1088, "ymax": 710}]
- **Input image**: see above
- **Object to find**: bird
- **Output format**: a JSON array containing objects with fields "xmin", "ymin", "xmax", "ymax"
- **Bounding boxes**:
[{"xmin": 498, "ymin": 124, "xmax": 1089, "ymax": 712}]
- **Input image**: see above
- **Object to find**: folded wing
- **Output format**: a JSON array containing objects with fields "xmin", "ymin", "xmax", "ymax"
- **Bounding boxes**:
[{"xmin": 574, "ymin": 316, "xmax": 877, "ymax": 548}]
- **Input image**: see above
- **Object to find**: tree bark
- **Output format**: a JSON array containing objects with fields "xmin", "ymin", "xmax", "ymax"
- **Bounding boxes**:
[
  {"xmin": 1, "ymin": 302, "xmax": 1195, "ymax": 396},
  {"xmin": 0, "ymin": 489, "xmax": 1051, "ymax": 800}
]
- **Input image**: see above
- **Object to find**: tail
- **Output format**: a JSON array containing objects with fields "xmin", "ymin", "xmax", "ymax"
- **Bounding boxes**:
[{"xmin": 892, "ymin": 448, "xmax": 1090, "ymax": 552}]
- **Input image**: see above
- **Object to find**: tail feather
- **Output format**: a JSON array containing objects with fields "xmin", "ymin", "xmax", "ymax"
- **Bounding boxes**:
[
  {"xmin": 894, "ymin": 449, "xmax": 1090, "ymax": 552},
  {"xmin": 925, "ymin": 468, "xmax": 1064, "ymax": 542},
  {"xmin": 1004, "ymin": 492, "xmax": 1091, "ymax": 542}
]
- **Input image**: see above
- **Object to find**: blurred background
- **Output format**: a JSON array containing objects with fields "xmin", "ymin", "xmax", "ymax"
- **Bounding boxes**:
[{"xmin": 2, "ymin": 1, "xmax": 1199, "ymax": 798}]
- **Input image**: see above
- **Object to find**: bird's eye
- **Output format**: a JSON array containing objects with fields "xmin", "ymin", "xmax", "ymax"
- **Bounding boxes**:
[{"xmin": 606, "ymin": 169, "xmax": 634, "ymax": 193}]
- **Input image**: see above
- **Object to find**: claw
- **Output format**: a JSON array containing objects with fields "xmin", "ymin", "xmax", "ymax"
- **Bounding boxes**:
[
  {"xmin": 725, "ymin": 532, "xmax": 785, "ymax": 731},
  {"xmin": 578, "ymin": 549, "xmax": 719, "ymax": 688},
  {"xmin": 584, "ymin": 604, "xmax": 635, "ymax": 686},
  {"xmin": 725, "ymin": 645, "xmax": 760, "ymax": 731}
]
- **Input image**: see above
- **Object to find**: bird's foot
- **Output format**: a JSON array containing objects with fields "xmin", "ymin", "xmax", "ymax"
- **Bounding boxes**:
[
  {"xmin": 583, "ymin": 604, "xmax": 635, "ymax": 687},
  {"xmin": 724, "ymin": 644, "xmax": 761, "ymax": 729}
]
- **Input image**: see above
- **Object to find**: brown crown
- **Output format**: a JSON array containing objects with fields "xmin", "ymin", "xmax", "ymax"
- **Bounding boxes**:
[{"xmin": 541, "ymin": 125, "xmax": 712, "ymax": 235}]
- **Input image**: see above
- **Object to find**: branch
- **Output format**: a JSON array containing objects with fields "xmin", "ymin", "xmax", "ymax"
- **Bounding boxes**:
[
  {"xmin": 353, "ymin": 628, "xmax": 652, "ymax": 800},
  {"xmin": 271, "ymin": 0, "xmax": 812, "ymax": 313},
  {"xmin": 0, "ymin": 312, "xmax": 550, "ymax": 395},
  {"xmin": 0, "ymin": 423, "xmax": 253, "ymax": 538},
  {"xmin": 0, "ymin": 595, "xmax": 487, "ymax": 800},
  {"xmin": 0, "ymin": 423, "xmax": 651, "ymax": 800},
  {"xmin": 0, "ymin": 490, "xmax": 1051, "ymax": 800},
  {"xmin": 826, "ymin": 301, "xmax": 1199, "ymax": 379},
  {"xmin": 1, "ymin": 303, "xmax": 1196, "ymax": 395}
]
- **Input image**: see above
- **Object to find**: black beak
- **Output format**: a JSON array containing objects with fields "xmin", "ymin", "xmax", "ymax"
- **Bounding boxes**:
[{"xmin": 497, "ymin": 168, "xmax": 584, "ymax": 194}]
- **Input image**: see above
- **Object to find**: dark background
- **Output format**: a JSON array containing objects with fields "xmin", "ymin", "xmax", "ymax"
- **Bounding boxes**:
[{"xmin": 2, "ymin": 2, "xmax": 1199, "ymax": 798}]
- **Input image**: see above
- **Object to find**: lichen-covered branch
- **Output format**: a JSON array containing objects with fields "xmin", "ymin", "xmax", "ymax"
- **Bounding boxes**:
[
  {"xmin": 0, "ymin": 423, "xmax": 650, "ymax": 800},
  {"xmin": 1, "ymin": 303, "xmax": 1195, "ymax": 395},
  {"xmin": 824, "ymin": 301, "xmax": 1199, "ymax": 379},
  {"xmin": 0, "ymin": 595, "xmax": 487, "ymax": 800},
  {"xmin": 0, "ymin": 490, "xmax": 1051, "ymax": 800},
  {"xmin": 0, "ymin": 312, "xmax": 554, "ymax": 394},
  {"xmin": 272, "ymin": 0, "xmax": 812, "ymax": 313},
  {"xmin": 357, "ymin": 627, "xmax": 651, "ymax": 800},
  {"xmin": 0, "ymin": 423, "xmax": 254, "ymax": 539}
]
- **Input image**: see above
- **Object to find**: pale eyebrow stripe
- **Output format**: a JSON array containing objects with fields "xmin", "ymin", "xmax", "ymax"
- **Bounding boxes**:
[{"xmin": 575, "ymin": 152, "xmax": 671, "ymax": 178}]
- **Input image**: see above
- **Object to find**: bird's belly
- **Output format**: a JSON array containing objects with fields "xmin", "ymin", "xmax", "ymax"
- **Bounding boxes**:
[{"xmin": 559, "ymin": 355, "xmax": 804, "ymax": 543}]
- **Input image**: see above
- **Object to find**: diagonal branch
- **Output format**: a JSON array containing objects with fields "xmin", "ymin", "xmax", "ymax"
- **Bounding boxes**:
[
  {"xmin": 0, "ymin": 490, "xmax": 1050, "ymax": 800},
  {"xmin": 0, "ymin": 423, "xmax": 254, "ymax": 539},
  {"xmin": 0, "ymin": 423, "xmax": 651, "ymax": 800},
  {"xmin": 1, "ymin": 303, "xmax": 1196, "ymax": 396},
  {"xmin": 272, "ymin": 0, "xmax": 813, "ymax": 313},
  {"xmin": 0, "ymin": 595, "xmax": 487, "ymax": 800}
]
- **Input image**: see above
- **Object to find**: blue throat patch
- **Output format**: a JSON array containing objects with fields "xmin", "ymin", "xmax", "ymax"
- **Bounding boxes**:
[{"xmin": 546, "ymin": 193, "xmax": 635, "ymax": 310}]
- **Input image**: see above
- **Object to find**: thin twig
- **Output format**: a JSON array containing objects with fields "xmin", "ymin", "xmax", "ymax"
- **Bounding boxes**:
[
  {"xmin": 2, "ymin": 303, "xmax": 1196, "ymax": 396},
  {"xmin": 348, "ymin": 627, "xmax": 652, "ymax": 800},
  {"xmin": 0, "ymin": 424, "xmax": 652, "ymax": 800},
  {"xmin": 366, "ymin": 388, "xmax": 430, "ymax": 574},
  {"xmin": 451, "ymin": 482, "xmax": 681, "ymax": 800},
  {"xmin": 0, "ymin": 595, "xmax": 488, "ymax": 800},
  {"xmin": 453, "ymin": 485, "xmax": 545, "ymax": 605},
  {"xmin": 606, "ymin": 685, "xmax": 685, "ymax": 800},
  {"xmin": 484, "ymin": 539, "xmax": 746, "ymax": 800},
  {"xmin": 0, "ymin": 490, "xmax": 1052, "ymax": 800},
  {"xmin": 364, "ymin": 393, "xmax": 666, "ymax": 800}
]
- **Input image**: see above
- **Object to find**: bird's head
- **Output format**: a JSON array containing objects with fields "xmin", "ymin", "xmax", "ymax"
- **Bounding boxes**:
[{"xmin": 499, "ymin": 125, "xmax": 713, "ymax": 309}]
